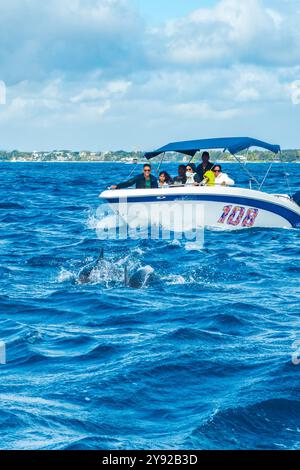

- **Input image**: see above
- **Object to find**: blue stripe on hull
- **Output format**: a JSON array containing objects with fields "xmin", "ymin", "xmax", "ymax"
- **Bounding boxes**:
[{"xmin": 104, "ymin": 194, "xmax": 300, "ymax": 228}]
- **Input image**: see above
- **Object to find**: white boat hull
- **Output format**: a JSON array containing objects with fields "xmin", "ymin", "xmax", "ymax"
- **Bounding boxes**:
[{"xmin": 99, "ymin": 186, "xmax": 300, "ymax": 231}]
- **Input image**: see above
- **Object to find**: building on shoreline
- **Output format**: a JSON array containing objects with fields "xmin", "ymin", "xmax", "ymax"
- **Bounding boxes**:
[{"xmin": 0, "ymin": 149, "xmax": 299, "ymax": 163}]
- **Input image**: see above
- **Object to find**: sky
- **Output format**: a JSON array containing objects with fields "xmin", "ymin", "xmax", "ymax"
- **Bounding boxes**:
[
  {"xmin": 0, "ymin": 0, "xmax": 300, "ymax": 151},
  {"xmin": 133, "ymin": 0, "xmax": 217, "ymax": 23}
]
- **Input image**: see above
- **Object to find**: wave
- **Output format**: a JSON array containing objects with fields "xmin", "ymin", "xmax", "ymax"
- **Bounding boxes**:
[
  {"xmin": 27, "ymin": 255, "xmax": 68, "ymax": 267},
  {"xmin": 164, "ymin": 327, "xmax": 226, "ymax": 343},
  {"xmin": 0, "ymin": 202, "xmax": 25, "ymax": 209},
  {"xmin": 1, "ymin": 162, "xmax": 299, "ymax": 450},
  {"xmin": 186, "ymin": 399, "xmax": 300, "ymax": 450}
]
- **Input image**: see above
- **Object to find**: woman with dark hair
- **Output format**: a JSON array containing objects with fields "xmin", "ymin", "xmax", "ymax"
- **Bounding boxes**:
[
  {"xmin": 212, "ymin": 165, "xmax": 235, "ymax": 186},
  {"xmin": 159, "ymin": 171, "xmax": 173, "ymax": 188},
  {"xmin": 185, "ymin": 163, "xmax": 201, "ymax": 186}
]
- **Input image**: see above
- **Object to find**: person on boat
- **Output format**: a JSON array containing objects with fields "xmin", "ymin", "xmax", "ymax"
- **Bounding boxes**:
[
  {"xmin": 196, "ymin": 152, "xmax": 214, "ymax": 180},
  {"xmin": 173, "ymin": 165, "xmax": 187, "ymax": 185},
  {"xmin": 212, "ymin": 165, "xmax": 235, "ymax": 186},
  {"xmin": 201, "ymin": 169, "xmax": 215, "ymax": 186},
  {"xmin": 185, "ymin": 164, "xmax": 201, "ymax": 186},
  {"xmin": 158, "ymin": 171, "xmax": 173, "ymax": 188},
  {"xmin": 110, "ymin": 163, "xmax": 158, "ymax": 189}
]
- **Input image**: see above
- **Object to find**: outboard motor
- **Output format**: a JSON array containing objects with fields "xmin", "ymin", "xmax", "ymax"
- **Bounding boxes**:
[{"xmin": 292, "ymin": 191, "xmax": 300, "ymax": 206}]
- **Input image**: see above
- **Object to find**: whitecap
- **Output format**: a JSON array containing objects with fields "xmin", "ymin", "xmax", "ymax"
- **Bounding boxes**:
[
  {"xmin": 57, "ymin": 269, "xmax": 75, "ymax": 283},
  {"xmin": 164, "ymin": 275, "xmax": 186, "ymax": 285},
  {"xmin": 185, "ymin": 242, "xmax": 204, "ymax": 252}
]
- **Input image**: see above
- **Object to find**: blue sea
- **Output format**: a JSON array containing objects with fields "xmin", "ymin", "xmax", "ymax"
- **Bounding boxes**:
[{"xmin": 0, "ymin": 162, "xmax": 299, "ymax": 450}]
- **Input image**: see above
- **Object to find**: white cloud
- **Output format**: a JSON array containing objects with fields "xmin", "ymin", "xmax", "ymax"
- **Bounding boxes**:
[
  {"xmin": 150, "ymin": 0, "xmax": 300, "ymax": 68},
  {"xmin": 289, "ymin": 80, "xmax": 300, "ymax": 105},
  {"xmin": 0, "ymin": 0, "xmax": 142, "ymax": 84},
  {"xmin": 266, "ymin": 8, "xmax": 283, "ymax": 28},
  {"xmin": 0, "ymin": 0, "xmax": 300, "ymax": 149},
  {"xmin": 171, "ymin": 102, "xmax": 240, "ymax": 120},
  {"xmin": 0, "ymin": 77, "xmax": 132, "ymax": 125},
  {"xmin": 0, "ymin": 81, "xmax": 6, "ymax": 105},
  {"xmin": 228, "ymin": 66, "xmax": 288, "ymax": 103},
  {"xmin": 71, "ymin": 80, "xmax": 131, "ymax": 103}
]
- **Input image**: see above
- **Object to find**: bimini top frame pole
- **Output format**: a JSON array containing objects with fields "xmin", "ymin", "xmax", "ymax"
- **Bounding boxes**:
[
  {"xmin": 278, "ymin": 150, "xmax": 293, "ymax": 197},
  {"xmin": 230, "ymin": 150, "xmax": 260, "ymax": 187}
]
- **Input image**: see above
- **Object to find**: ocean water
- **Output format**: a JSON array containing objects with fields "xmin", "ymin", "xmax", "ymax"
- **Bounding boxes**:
[{"xmin": 0, "ymin": 161, "xmax": 299, "ymax": 450}]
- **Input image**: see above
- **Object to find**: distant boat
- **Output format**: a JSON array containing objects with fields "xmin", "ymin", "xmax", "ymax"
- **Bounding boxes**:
[
  {"xmin": 124, "ymin": 158, "xmax": 139, "ymax": 165},
  {"xmin": 100, "ymin": 137, "xmax": 300, "ymax": 230}
]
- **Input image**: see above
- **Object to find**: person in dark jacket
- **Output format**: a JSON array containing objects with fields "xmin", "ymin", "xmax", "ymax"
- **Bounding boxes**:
[
  {"xmin": 173, "ymin": 165, "xmax": 187, "ymax": 185},
  {"xmin": 111, "ymin": 164, "xmax": 158, "ymax": 189},
  {"xmin": 196, "ymin": 152, "xmax": 214, "ymax": 181}
]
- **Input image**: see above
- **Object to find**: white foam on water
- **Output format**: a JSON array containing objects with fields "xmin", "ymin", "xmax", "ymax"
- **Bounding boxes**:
[
  {"xmin": 143, "ymin": 266, "xmax": 154, "ymax": 275},
  {"xmin": 163, "ymin": 275, "xmax": 186, "ymax": 285},
  {"xmin": 185, "ymin": 242, "xmax": 204, "ymax": 252},
  {"xmin": 133, "ymin": 247, "xmax": 144, "ymax": 255},
  {"xmin": 80, "ymin": 259, "xmax": 128, "ymax": 287},
  {"xmin": 96, "ymin": 214, "xmax": 124, "ymax": 231},
  {"xmin": 130, "ymin": 265, "xmax": 155, "ymax": 289},
  {"xmin": 0, "ymin": 341, "xmax": 6, "ymax": 365},
  {"xmin": 57, "ymin": 269, "xmax": 75, "ymax": 283},
  {"xmin": 169, "ymin": 239, "xmax": 181, "ymax": 247},
  {"xmin": 86, "ymin": 213, "xmax": 99, "ymax": 230}
]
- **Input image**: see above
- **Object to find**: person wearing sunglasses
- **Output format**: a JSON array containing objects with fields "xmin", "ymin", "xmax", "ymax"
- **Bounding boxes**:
[
  {"xmin": 185, "ymin": 163, "xmax": 201, "ymax": 186},
  {"xmin": 212, "ymin": 165, "xmax": 235, "ymax": 186},
  {"xmin": 111, "ymin": 164, "xmax": 158, "ymax": 189}
]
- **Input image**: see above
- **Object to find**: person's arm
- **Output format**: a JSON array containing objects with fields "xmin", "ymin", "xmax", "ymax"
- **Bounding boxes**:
[
  {"xmin": 200, "ymin": 171, "xmax": 210, "ymax": 186},
  {"xmin": 224, "ymin": 174, "xmax": 235, "ymax": 186},
  {"xmin": 115, "ymin": 175, "xmax": 139, "ymax": 189},
  {"xmin": 194, "ymin": 174, "xmax": 201, "ymax": 185}
]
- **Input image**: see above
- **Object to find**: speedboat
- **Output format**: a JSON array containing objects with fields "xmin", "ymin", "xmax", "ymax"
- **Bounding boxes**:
[{"xmin": 99, "ymin": 137, "xmax": 300, "ymax": 230}]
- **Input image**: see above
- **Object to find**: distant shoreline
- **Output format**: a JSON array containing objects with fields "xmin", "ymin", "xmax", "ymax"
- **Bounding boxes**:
[
  {"xmin": 1, "ymin": 160, "xmax": 299, "ymax": 164},
  {"xmin": 0, "ymin": 160, "xmax": 116, "ymax": 163},
  {"xmin": 1, "ymin": 149, "xmax": 299, "ymax": 164}
]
